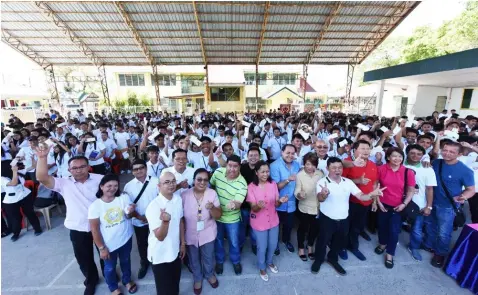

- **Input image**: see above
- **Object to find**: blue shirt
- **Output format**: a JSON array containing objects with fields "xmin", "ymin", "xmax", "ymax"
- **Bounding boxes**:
[
  {"xmin": 270, "ymin": 157, "xmax": 301, "ymax": 213},
  {"xmin": 432, "ymin": 159, "xmax": 474, "ymax": 208}
]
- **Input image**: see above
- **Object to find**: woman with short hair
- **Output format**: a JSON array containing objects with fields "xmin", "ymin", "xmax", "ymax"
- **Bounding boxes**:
[{"xmin": 88, "ymin": 174, "xmax": 137, "ymax": 295}]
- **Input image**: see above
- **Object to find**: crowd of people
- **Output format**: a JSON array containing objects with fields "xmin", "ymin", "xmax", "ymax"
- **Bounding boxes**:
[{"xmin": 1, "ymin": 107, "xmax": 477, "ymax": 295}]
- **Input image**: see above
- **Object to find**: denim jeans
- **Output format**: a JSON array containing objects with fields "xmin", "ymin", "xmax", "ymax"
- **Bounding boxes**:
[
  {"xmin": 215, "ymin": 221, "xmax": 241, "ymax": 265},
  {"xmin": 239, "ymin": 208, "xmax": 256, "ymax": 248},
  {"xmin": 377, "ymin": 206, "xmax": 402, "ymax": 256},
  {"xmin": 409, "ymin": 214, "xmax": 425, "ymax": 250},
  {"xmin": 187, "ymin": 241, "xmax": 215, "ymax": 283},
  {"xmin": 104, "ymin": 238, "xmax": 132, "ymax": 292},
  {"xmin": 423, "ymin": 204, "xmax": 455, "ymax": 256},
  {"xmin": 253, "ymin": 226, "xmax": 279, "ymax": 271}
]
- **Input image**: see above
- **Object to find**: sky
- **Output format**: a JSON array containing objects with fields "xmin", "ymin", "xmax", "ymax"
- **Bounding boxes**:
[{"xmin": 0, "ymin": 0, "xmax": 467, "ymax": 98}]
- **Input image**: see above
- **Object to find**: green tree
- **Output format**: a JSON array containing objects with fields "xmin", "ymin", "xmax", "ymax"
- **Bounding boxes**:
[
  {"xmin": 113, "ymin": 98, "xmax": 127, "ymax": 108},
  {"xmin": 126, "ymin": 91, "xmax": 140, "ymax": 106},
  {"xmin": 401, "ymin": 25, "xmax": 442, "ymax": 63},
  {"xmin": 139, "ymin": 94, "xmax": 153, "ymax": 106}
]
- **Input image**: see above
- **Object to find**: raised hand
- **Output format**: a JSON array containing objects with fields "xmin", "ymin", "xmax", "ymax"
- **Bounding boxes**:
[
  {"xmin": 370, "ymin": 184, "xmax": 387, "ymax": 197},
  {"xmin": 34, "ymin": 145, "xmax": 51, "ymax": 158},
  {"xmin": 179, "ymin": 180, "xmax": 189, "ymax": 189},
  {"xmin": 160, "ymin": 208, "xmax": 171, "ymax": 222},
  {"xmin": 359, "ymin": 173, "xmax": 371, "ymax": 185},
  {"xmin": 353, "ymin": 154, "xmax": 366, "ymax": 167},
  {"xmin": 318, "ymin": 183, "xmax": 330, "ymax": 198}
]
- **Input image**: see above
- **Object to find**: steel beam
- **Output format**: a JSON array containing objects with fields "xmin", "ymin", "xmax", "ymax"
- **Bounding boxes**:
[
  {"xmin": 255, "ymin": 64, "xmax": 259, "ymax": 112},
  {"xmin": 256, "ymin": 1, "xmax": 271, "ymax": 66},
  {"xmin": 98, "ymin": 64, "xmax": 111, "ymax": 107},
  {"xmin": 345, "ymin": 63, "xmax": 355, "ymax": 102},
  {"xmin": 43, "ymin": 64, "xmax": 60, "ymax": 105},
  {"xmin": 204, "ymin": 64, "xmax": 209, "ymax": 112},
  {"xmin": 1, "ymin": 30, "xmax": 49, "ymax": 67},
  {"xmin": 192, "ymin": 1, "xmax": 207, "ymax": 66},
  {"xmin": 152, "ymin": 64, "xmax": 161, "ymax": 111},
  {"xmin": 305, "ymin": 2, "xmax": 342, "ymax": 65},
  {"xmin": 302, "ymin": 64, "xmax": 308, "ymax": 101},
  {"xmin": 350, "ymin": 1, "xmax": 417, "ymax": 64}
]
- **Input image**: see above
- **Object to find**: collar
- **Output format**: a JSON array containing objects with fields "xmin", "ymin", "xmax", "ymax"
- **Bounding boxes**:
[
  {"xmin": 405, "ymin": 161, "xmax": 421, "ymax": 168},
  {"xmin": 158, "ymin": 192, "xmax": 174, "ymax": 202},
  {"xmin": 385, "ymin": 163, "xmax": 403, "ymax": 172},
  {"xmin": 134, "ymin": 176, "xmax": 150, "ymax": 184},
  {"xmin": 71, "ymin": 173, "xmax": 92, "ymax": 184}
]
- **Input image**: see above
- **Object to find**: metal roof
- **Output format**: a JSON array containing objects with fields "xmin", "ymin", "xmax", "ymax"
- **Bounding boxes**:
[{"xmin": 1, "ymin": 1, "xmax": 420, "ymax": 67}]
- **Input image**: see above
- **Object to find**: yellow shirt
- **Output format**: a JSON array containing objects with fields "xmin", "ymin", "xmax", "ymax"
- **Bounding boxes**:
[{"xmin": 294, "ymin": 169, "xmax": 324, "ymax": 215}]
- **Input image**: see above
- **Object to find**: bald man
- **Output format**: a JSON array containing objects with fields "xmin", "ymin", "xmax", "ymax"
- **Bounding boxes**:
[{"xmin": 146, "ymin": 172, "xmax": 186, "ymax": 295}]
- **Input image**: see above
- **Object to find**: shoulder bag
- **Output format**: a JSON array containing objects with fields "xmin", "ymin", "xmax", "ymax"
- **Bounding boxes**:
[
  {"xmin": 133, "ymin": 177, "xmax": 150, "ymax": 204},
  {"xmin": 400, "ymin": 167, "xmax": 420, "ymax": 221},
  {"xmin": 438, "ymin": 160, "xmax": 466, "ymax": 227}
]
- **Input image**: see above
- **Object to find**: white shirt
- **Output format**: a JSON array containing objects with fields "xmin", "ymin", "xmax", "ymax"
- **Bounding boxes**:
[
  {"xmin": 147, "ymin": 160, "xmax": 164, "ymax": 178},
  {"xmin": 268, "ymin": 137, "xmax": 286, "ymax": 160},
  {"xmin": 84, "ymin": 141, "xmax": 106, "ymax": 166},
  {"xmin": 405, "ymin": 164, "xmax": 437, "ymax": 209},
  {"xmin": 1, "ymin": 176, "xmax": 31, "ymax": 204},
  {"xmin": 316, "ymin": 176, "xmax": 361, "ymax": 220},
  {"xmin": 161, "ymin": 166, "xmax": 196, "ymax": 195},
  {"xmin": 146, "ymin": 193, "xmax": 183, "ymax": 264},
  {"xmin": 295, "ymin": 145, "xmax": 312, "ymax": 166},
  {"xmin": 101, "ymin": 138, "xmax": 117, "ymax": 159},
  {"xmin": 55, "ymin": 152, "xmax": 71, "ymax": 178},
  {"xmin": 88, "ymin": 194, "xmax": 134, "ymax": 252},
  {"xmin": 16, "ymin": 146, "xmax": 37, "ymax": 172},
  {"xmin": 123, "ymin": 176, "xmax": 159, "ymax": 227},
  {"xmin": 114, "ymin": 132, "xmax": 130, "ymax": 150},
  {"xmin": 190, "ymin": 152, "xmax": 218, "ymax": 172}
]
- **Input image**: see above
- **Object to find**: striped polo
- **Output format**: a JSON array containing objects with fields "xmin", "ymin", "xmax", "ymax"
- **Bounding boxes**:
[{"xmin": 210, "ymin": 167, "xmax": 247, "ymax": 223}]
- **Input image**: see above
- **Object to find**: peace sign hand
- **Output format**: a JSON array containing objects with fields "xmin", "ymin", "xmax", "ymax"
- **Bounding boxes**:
[
  {"xmin": 160, "ymin": 208, "xmax": 171, "ymax": 222},
  {"xmin": 319, "ymin": 183, "xmax": 329, "ymax": 197},
  {"xmin": 370, "ymin": 184, "xmax": 387, "ymax": 198}
]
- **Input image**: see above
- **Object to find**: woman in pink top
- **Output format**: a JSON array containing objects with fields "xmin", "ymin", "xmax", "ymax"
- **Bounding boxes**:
[
  {"xmin": 375, "ymin": 147, "xmax": 415, "ymax": 269},
  {"xmin": 247, "ymin": 161, "xmax": 288, "ymax": 282},
  {"xmin": 181, "ymin": 168, "xmax": 222, "ymax": 295}
]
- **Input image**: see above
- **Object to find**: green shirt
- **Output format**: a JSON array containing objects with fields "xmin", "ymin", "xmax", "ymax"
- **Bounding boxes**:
[{"xmin": 210, "ymin": 167, "xmax": 247, "ymax": 223}]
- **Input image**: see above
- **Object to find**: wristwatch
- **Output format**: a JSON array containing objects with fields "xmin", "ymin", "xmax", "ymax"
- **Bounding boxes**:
[{"xmin": 99, "ymin": 246, "xmax": 107, "ymax": 251}]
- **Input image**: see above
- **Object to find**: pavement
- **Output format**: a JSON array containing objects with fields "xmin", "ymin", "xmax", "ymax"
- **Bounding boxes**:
[{"xmin": 1, "ymin": 174, "xmax": 472, "ymax": 295}]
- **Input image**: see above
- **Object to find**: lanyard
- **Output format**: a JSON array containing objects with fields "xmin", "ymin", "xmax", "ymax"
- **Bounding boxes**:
[
  {"xmin": 194, "ymin": 192, "xmax": 204, "ymax": 221},
  {"xmin": 202, "ymin": 155, "xmax": 210, "ymax": 171},
  {"xmin": 275, "ymin": 138, "xmax": 283, "ymax": 149},
  {"xmin": 71, "ymin": 147, "xmax": 77, "ymax": 155},
  {"xmin": 151, "ymin": 163, "xmax": 160, "ymax": 177}
]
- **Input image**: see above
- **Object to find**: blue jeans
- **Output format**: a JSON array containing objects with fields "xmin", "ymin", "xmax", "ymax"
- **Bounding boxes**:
[
  {"xmin": 423, "ymin": 204, "xmax": 455, "ymax": 256},
  {"xmin": 239, "ymin": 208, "xmax": 256, "ymax": 248},
  {"xmin": 253, "ymin": 226, "xmax": 279, "ymax": 271},
  {"xmin": 377, "ymin": 206, "xmax": 402, "ymax": 256},
  {"xmin": 215, "ymin": 221, "xmax": 241, "ymax": 265},
  {"xmin": 409, "ymin": 214, "xmax": 424, "ymax": 250},
  {"xmin": 104, "ymin": 238, "xmax": 132, "ymax": 292}
]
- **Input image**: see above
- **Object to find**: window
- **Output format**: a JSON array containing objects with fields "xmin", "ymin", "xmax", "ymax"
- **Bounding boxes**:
[
  {"xmin": 210, "ymin": 87, "xmax": 240, "ymax": 101},
  {"xmin": 181, "ymin": 75, "xmax": 205, "ymax": 87},
  {"xmin": 118, "ymin": 74, "xmax": 145, "ymax": 86},
  {"xmin": 273, "ymin": 73, "xmax": 296, "ymax": 85},
  {"xmin": 461, "ymin": 89, "xmax": 473, "ymax": 109},
  {"xmin": 152, "ymin": 74, "xmax": 176, "ymax": 86},
  {"xmin": 244, "ymin": 73, "xmax": 267, "ymax": 85}
]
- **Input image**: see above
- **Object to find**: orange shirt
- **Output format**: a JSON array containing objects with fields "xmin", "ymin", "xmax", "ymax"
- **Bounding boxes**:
[{"xmin": 342, "ymin": 157, "xmax": 378, "ymax": 206}]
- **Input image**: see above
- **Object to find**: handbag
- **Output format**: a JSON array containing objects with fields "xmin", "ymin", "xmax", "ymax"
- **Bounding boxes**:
[
  {"xmin": 438, "ymin": 160, "xmax": 467, "ymax": 227},
  {"xmin": 400, "ymin": 167, "xmax": 420, "ymax": 221},
  {"xmin": 133, "ymin": 177, "xmax": 150, "ymax": 204}
]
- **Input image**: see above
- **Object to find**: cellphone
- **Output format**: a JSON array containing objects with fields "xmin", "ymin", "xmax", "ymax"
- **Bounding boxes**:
[
  {"xmin": 89, "ymin": 151, "xmax": 99, "ymax": 159},
  {"xmin": 86, "ymin": 138, "xmax": 96, "ymax": 143}
]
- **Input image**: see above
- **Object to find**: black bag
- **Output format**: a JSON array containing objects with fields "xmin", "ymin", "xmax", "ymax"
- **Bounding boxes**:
[
  {"xmin": 400, "ymin": 168, "xmax": 420, "ymax": 221},
  {"xmin": 133, "ymin": 178, "xmax": 150, "ymax": 204},
  {"xmin": 438, "ymin": 160, "xmax": 467, "ymax": 227}
]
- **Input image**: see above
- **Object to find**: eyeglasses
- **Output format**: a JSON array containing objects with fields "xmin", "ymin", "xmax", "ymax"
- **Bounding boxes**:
[
  {"xmin": 70, "ymin": 165, "xmax": 88, "ymax": 171},
  {"xmin": 132, "ymin": 166, "xmax": 146, "ymax": 172},
  {"xmin": 316, "ymin": 146, "xmax": 328, "ymax": 149},
  {"xmin": 195, "ymin": 178, "xmax": 208, "ymax": 183},
  {"xmin": 162, "ymin": 180, "xmax": 176, "ymax": 186}
]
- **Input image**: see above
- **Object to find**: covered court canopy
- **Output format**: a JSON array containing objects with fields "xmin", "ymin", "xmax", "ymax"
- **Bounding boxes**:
[{"xmin": 1, "ymin": 1, "xmax": 419, "ymax": 106}]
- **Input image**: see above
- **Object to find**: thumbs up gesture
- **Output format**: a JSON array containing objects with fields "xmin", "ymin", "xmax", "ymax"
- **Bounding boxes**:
[
  {"xmin": 353, "ymin": 154, "xmax": 366, "ymax": 167},
  {"xmin": 160, "ymin": 208, "xmax": 171, "ymax": 222}
]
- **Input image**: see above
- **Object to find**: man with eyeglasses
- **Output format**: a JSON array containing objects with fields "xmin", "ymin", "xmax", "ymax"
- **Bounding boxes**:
[
  {"xmin": 123, "ymin": 159, "xmax": 160, "ymax": 279},
  {"xmin": 35, "ymin": 148, "xmax": 104, "ymax": 295},
  {"xmin": 314, "ymin": 139, "xmax": 332, "ymax": 175},
  {"xmin": 161, "ymin": 149, "xmax": 196, "ymax": 195},
  {"xmin": 146, "ymin": 172, "xmax": 186, "ymax": 295}
]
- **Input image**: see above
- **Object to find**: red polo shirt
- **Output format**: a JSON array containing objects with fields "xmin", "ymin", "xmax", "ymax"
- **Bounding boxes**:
[{"xmin": 342, "ymin": 157, "xmax": 378, "ymax": 206}]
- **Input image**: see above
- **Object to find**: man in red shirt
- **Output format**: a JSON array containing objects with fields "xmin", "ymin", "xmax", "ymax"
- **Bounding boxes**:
[{"xmin": 341, "ymin": 140, "xmax": 378, "ymax": 261}]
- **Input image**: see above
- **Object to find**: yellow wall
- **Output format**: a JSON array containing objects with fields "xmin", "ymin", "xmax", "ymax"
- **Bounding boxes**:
[
  {"xmin": 267, "ymin": 90, "xmax": 302, "ymax": 111},
  {"xmin": 208, "ymin": 87, "xmax": 245, "ymax": 113}
]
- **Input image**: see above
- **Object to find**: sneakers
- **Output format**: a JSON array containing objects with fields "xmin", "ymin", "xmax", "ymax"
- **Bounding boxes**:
[
  {"xmin": 34, "ymin": 230, "xmax": 43, "ymax": 236},
  {"xmin": 431, "ymin": 254, "xmax": 445, "ymax": 268},
  {"xmin": 407, "ymin": 246, "xmax": 422, "ymax": 262},
  {"xmin": 233, "ymin": 263, "xmax": 242, "ymax": 275},
  {"xmin": 359, "ymin": 231, "xmax": 371, "ymax": 241},
  {"xmin": 350, "ymin": 249, "xmax": 366, "ymax": 261},
  {"xmin": 284, "ymin": 242, "xmax": 295, "ymax": 253},
  {"xmin": 274, "ymin": 247, "xmax": 281, "ymax": 256},
  {"xmin": 338, "ymin": 249, "xmax": 348, "ymax": 260},
  {"xmin": 215, "ymin": 263, "xmax": 223, "ymax": 275},
  {"xmin": 327, "ymin": 260, "xmax": 347, "ymax": 276},
  {"xmin": 252, "ymin": 245, "xmax": 257, "ymax": 256},
  {"xmin": 311, "ymin": 261, "xmax": 321, "ymax": 274}
]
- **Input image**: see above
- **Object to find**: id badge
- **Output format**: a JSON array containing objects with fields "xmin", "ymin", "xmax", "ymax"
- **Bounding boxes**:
[{"xmin": 196, "ymin": 221, "xmax": 205, "ymax": 231}]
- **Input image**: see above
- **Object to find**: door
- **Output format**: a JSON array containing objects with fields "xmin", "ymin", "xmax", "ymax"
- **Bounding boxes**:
[
  {"xmin": 435, "ymin": 96, "xmax": 447, "ymax": 112},
  {"xmin": 400, "ymin": 97, "xmax": 408, "ymax": 116}
]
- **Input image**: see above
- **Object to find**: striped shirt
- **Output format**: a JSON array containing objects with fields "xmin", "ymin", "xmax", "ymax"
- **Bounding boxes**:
[{"xmin": 210, "ymin": 167, "xmax": 247, "ymax": 223}]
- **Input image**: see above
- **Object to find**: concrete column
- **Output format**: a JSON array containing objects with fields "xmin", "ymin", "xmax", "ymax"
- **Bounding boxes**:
[{"xmin": 375, "ymin": 80, "xmax": 385, "ymax": 116}]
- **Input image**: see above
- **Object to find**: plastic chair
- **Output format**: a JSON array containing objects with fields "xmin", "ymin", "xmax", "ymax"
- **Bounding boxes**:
[{"xmin": 25, "ymin": 204, "xmax": 63, "ymax": 231}]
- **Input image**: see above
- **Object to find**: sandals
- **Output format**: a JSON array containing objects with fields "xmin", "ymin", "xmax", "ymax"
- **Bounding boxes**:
[
  {"xmin": 299, "ymin": 254, "xmax": 308, "ymax": 261},
  {"xmin": 374, "ymin": 246, "xmax": 386, "ymax": 255},
  {"xmin": 125, "ymin": 282, "xmax": 138, "ymax": 294},
  {"xmin": 385, "ymin": 258, "xmax": 394, "ymax": 269},
  {"xmin": 308, "ymin": 252, "xmax": 315, "ymax": 260},
  {"xmin": 207, "ymin": 277, "xmax": 219, "ymax": 289}
]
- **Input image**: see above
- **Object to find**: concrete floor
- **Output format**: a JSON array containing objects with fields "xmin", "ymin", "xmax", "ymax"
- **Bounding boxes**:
[{"xmin": 1, "ymin": 175, "xmax": 472, "ymax": 295}]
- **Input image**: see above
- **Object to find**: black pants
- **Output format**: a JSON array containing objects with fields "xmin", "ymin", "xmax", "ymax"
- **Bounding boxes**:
[
  {"xmin": 69, "ymin": 230, "xmax": 105, "ymax": 288},
  {"xmin": 152, "ymin": 256, "xmax": 182, "ymax": 295},
  {"xmin": 367, "ymin": 207, "xmax": 378, "ymax": 234},
  {"xmin": 348, "ymin": 202, "xmax": 370, "ymax": 251},
  {"xmin": 297, "ymin": 211, "xmax": 319, "ymax": 249},
  {"xmin": 1, "ymin": 192, "xmax": 11, "ymax": 234},
  {"xmin": 277, "ymin": 211, "xmax": 294, "ymax": 243},
  {"xmin": 3, "ymin": 193, "xmax": 41, "ymax": 235},
  {"xmin": 314, "ymin": 214, "xmax": 349, "ymax": 264},
  {"xmin": 469, "ymin": 193, "xmax": 478, "ymax": 224},
  {"xmin": 91, "ymin": 163, "xmax": 106, "ymax": 175},
  {"xmin": 34, "ymin": 197, "xmax": 55, "ymax": 208},
  {"xmin": 134, "ymin": 225, "xmax": 149, "ymax": 266},
  {"xmin": 25, "ymin": 171, "xmax": 37, "ymax": 182}
]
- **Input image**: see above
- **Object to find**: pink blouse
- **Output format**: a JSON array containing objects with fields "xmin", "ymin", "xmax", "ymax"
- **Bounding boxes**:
[
  {"xmin": 181, "ymin": 188, "xmax": 220, "ymax": 247},
  {"xmin": 246, "ymin": 182, "xmax": 280, "ymax": 231},
  {"xmin": 378, "ymin": 164, "xmax": 416, "ymax": 207}
]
